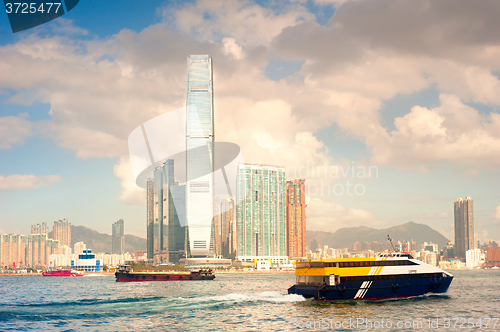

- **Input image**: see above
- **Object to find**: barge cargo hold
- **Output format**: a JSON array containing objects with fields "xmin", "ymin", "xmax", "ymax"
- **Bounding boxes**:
[{"xmin": 115, "ymin": 265, "xmax": 215, "ymax": 282}]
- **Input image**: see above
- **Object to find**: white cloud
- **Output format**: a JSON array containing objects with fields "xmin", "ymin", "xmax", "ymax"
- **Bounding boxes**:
[
  {"xmin": 0, "ymin": 114, "xmax": 33, "ymax": 149},
  {"xmin": 306, "ymin": 196, "xmax": 386, "ymax": 231},
  {"xmin": 113, "ymin": 157, "xmax": 145, "ymax": 205},
  {"xmin": 0, "ymin": 174, "xmax": 61, "ymax": 191},
  {"xmin": 2, "ymin": 0, "xmax": 500, "ymax": 206},
  {"xmin": 164, "ymin": 0, "xmax": 313, "ymax": 46},
  {"xmin": 222, "ymin": 37, "xmax": 244, "ymax": 59},
  {"xmin": 370, "ymin": 94, "xmax": 500, "ymax": 169}
]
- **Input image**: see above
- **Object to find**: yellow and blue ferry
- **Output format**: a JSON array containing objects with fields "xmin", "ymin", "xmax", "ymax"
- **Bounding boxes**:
[{"xmin": 288, "ymin": 252, "xmax": 453, "ymax": 301}]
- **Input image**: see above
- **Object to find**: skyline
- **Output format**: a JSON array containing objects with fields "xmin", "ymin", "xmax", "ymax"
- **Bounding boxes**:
[{"xmin": 0, "ymin": 0, "xmax": 500, "ymax": 245}]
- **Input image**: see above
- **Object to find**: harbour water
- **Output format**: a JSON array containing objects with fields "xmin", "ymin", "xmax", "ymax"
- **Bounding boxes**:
[{"xmin": 1, "ymin": 270, "xmax": 499, "ymax": 331}]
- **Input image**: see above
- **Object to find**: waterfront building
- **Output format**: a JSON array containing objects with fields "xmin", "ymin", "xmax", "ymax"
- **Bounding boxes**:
[
  {"xmin": 0, "ymin": 234, "xmax": 27, "ymax": 268},
  {"xmin": 286, "ymin": 179, "xmax": 307, "ymax": 258},
  {"xmin": 185, "ymin": 55, "xmax": 215, "ymax": 258},
  {"xmin": 71, "ymin": 249, "xmax": 101, "ymax": 272},
  {"xmin": 236, "ymin": 164, "xmax": 287, "ymax": 259},
  {"xmin": 454, "ymin": 197, "xmax": 474, "ymax": 259},
  {"xmin": 31, "ymin": 222, "xmax": 48, "ymax": 235},
  {"xmin": 112, "ymin": 219, "xmax": 125, "ymax": 255},
  {"xmin": 146, "ymin": 178, "xmax": 154, "ymax": 261},
  {"xmin": 466, "ymin": 248, "xmax": 482, "ymax": 269},
  {"xmin": 53, "ymin": 219, "xmax": 71, "ymax": 247},
  {"xmin": 485, "ymin": 247, "xmax": 500, "ymax": 268},
  {"xmin": 0, "ymin": 234, "xmax": 60, "ymax": 268}
]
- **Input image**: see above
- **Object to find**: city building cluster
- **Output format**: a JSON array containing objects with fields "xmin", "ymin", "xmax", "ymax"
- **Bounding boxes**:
[
  {"xmin": 144, "ymin": 55, "xmax": 307, "ymax": 268},
  {"xmin": 2, "ymin": 56, "xmax": 498, "ymax": 273},
  {"xmin": 1, "ymin": 219, "xmax": 70, "ymax": 270},
  {"xmin": 1, "ymin": 219, "xmax": 135, "ymax": 272}
]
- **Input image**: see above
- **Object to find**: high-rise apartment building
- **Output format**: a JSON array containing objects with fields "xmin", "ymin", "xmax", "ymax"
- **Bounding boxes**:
[
  {"xmin": 31, "ymin": 222, "xmax": 48, "ymax": 235},
  {"xmin": 0, "ymin": 234, "xmax": 27, "ymax": 268},
  {"xmin": 185, "ymin": 55, "xmax": 215, "ymax": 258},
  {"xmin": 146, "ymin": 178, "xmax": 154, "ymax": 261},
  {"xmin": 454, "ymin": 197, "xmax": 474, "ymax": 259},
  {"xmin": 286, "ymin": 179, "xmax": 307, "ymax": 258},
  {"xmin": 236, "ymin": 164, "xmax": 287, "ymax": 258},
  {"xmin": 0, "ymin": 234, "xmax": 60, "ymax": 268},
  {"xmin": 53, "ymin": 219, "xmax": 71, "ymax": 247},
  {"xmin": 112, "ymin": 219, "xmax": 125, "ymax": 255}
]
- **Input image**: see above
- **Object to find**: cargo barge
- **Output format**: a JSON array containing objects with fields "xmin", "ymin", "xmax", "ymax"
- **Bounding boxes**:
[{"xmin": 114, "ymin": 265, "xmax": 215, "ymax": 282}]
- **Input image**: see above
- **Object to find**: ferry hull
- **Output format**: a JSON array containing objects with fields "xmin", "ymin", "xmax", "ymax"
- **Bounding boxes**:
[
  {"xmin": 115, "ymin": 272, "xmax": 215, "ymax": 282},
  {"xmin": 288, "ymin": 276, "xmax": 453, "ymax": 301}
]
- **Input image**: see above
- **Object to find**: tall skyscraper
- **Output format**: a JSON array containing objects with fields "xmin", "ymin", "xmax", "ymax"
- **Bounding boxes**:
[
  {"xmin": 53, "ymin": 219, "xmax": 71, "ymax": 247},
  {"xmin": 163, "ymin": 159, "xmax": 186, "ymax": 263},
  {"xmin": 286, "ymin": 179, "xmax": 307, "ymax": 258},
  {"xmin": 153, "ymin": 166, "xmax": 168, "ymax": 263},
  {"xmin": 146, "ymin": 178, "xmax": 154, "ymax": 261},
  {"xmin": 148, "ymin": 160, "xmax": 187, "ymax": 264},
  {"xmin": 185, "ymin": 55, "xmax": 215, "ymax": 258},
  {"xmin": 454, "ymin": 197, "xmax": 474, "ymax": 259},
  {"xmin": 236, "ymin": 164, "xmax": 287, "ymax": 257},
  {"xmin": 112, "ymin": 219, "xmax": 125, "ymax": 255}
]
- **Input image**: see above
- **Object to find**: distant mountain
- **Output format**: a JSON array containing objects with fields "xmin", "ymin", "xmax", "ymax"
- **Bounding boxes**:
[
  {"xmin": 49, "ymin": 225, "xmax": 146, "ymax": 254},
  {"xmin": 307, "ymin": 222, "xmax": 449, "ymax": 250}
]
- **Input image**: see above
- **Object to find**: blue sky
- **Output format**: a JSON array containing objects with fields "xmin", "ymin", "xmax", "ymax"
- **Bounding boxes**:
[{"xmin": 1, "ymin": 0, "xmax": 500, "ymax": 244}]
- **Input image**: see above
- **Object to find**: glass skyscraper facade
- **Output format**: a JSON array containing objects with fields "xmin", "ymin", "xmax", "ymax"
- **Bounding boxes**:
[
  {"xmin": 236, "ymin": 164, "xmax": 287, "ymax": 257},
  {"xmin": 454, "ymin": 196, "xmax": 474, "ymax": 259},
  {"xmin": 186, "ymin": 55, "xmax": 215, "ymax": 257},
  {"xmin": 148, "ymin": 160, "xmax": 186, "ymax": 263}
]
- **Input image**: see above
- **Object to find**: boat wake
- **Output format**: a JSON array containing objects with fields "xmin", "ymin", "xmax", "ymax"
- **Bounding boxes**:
[{"xmin": 163, "ymin": 291, "xmax": 305, "ymax": 310}]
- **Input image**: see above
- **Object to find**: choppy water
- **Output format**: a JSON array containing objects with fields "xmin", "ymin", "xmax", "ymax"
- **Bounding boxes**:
[{"xmin": 1, "ymin": 270, "xmax": 499, "ymax": 331}]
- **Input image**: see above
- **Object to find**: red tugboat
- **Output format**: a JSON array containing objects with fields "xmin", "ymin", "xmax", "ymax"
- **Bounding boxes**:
[
  {"xmin": 42, "ymin": 269, "xmax": 84, "ymax": 277},
  {"xmin": 115, "ymin": 265, "xmax": 215, "ymax": 282}
]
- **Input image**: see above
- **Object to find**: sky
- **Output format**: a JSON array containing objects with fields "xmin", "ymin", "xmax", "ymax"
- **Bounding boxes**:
[{"xmin": 0, "ymin": 0, "xmax": 499, "ymax": 243}]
